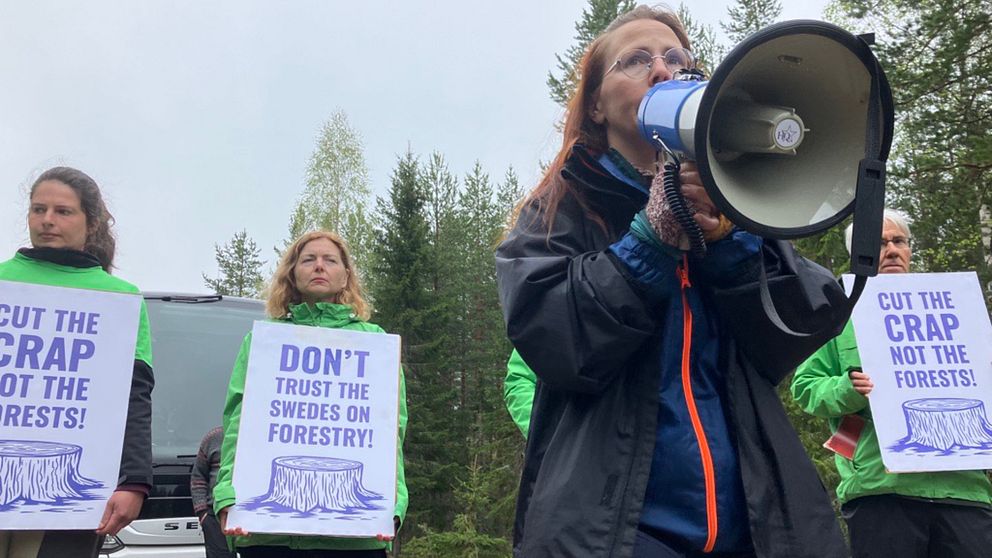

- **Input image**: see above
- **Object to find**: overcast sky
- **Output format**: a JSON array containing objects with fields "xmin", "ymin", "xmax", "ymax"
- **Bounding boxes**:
[{"xmin": 0, "ymin": 0, "xmax": 831, "ymax": 293}]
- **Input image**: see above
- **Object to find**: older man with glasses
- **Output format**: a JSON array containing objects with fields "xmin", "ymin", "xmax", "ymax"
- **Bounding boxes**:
[{"xmin": 791, "ymin": 209, "xmax": 992, "ymax": 558}]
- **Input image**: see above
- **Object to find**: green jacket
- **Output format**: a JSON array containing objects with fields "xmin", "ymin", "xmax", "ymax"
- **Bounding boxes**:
[
  {"xmin": 791, "ymin": 320, "xmax": 992, "ymax": 505},
  {"xmin": 0, "ymin": 249, "xmax": 155, "ymax": 489},
  {"xmin": 504, "ymin": 349, "xmax": 536, "ymax": 437},
  {"xmin": 213, "ymin": 302, "xmax": 408, "ymax": 551},
  {"xmin": 0, "ymin": 250, "xmax": 152, "ymax": 365}
]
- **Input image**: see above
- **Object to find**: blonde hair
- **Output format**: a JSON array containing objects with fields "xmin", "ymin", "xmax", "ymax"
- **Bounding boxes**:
[{"xmin": 265, "ymin": 230, "xmax": 370, "ymax": 321}]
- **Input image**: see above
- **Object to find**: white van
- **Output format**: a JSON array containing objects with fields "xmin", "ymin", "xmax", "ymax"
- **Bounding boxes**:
[{"xmin": 100, "ymin": 293, "xmax": 264, "ymax": 557}]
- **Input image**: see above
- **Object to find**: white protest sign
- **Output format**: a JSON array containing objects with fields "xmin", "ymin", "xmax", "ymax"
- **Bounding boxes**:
[
  {"xmin": 227, "ymin": 320, "xmax": 401, "ymax": 537},
  {"xmin": 0, "ymin": 280, "xmax": 141, "ymax": 529},
  {"xmin": 847, "ymin": 272, "xmax": 992, "ymax": 472}
]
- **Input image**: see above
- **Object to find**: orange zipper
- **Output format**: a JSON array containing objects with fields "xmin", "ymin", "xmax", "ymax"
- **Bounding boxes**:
[{"xmin": 678, "ymin": 254, "xmax": 718, "ymax": 553}]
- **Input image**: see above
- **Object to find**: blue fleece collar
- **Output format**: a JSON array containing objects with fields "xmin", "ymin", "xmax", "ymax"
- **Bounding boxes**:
[{"xmin": 597, "ymin": 152, "xmax": 650, "ymax": 196}]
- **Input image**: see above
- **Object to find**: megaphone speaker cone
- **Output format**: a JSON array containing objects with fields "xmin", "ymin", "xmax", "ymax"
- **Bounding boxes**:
[{"xmin": 637, "ymin": 20, "xmax": 893, "ymax": 240}]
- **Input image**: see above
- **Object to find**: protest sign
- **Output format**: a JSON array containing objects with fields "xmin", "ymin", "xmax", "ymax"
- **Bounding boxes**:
[
  {"xmin": 226, "ymin": 320, "xmax": 401, "ymax": 537},
  {"xmin": 0, "ymin": 280, "xmax": 141, "ymax": 529},
  {"xmin": 847, "ymin": 272, "xmax": 992, "ymax": 472}
]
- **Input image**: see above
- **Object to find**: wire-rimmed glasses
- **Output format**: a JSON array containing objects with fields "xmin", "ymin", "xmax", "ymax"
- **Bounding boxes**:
[{"xmin": 605, "ymin": 47, "xmax": 697, "ymax": 79}]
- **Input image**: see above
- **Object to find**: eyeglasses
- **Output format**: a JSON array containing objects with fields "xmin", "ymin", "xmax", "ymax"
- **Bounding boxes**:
[
  {"xmin": 881, "ymin": 236, "xmax": 910, "ymax": 250},
  {"xmin": 605, "ymin": 48, "xmax": 697, "ymax": 79}
]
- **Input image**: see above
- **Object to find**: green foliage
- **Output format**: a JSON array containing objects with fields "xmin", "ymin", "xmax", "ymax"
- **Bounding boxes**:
[
  {"xmin": 403, "ymin": 452, "xmax": 517, "ymax": 558},
  {"xmin": 790, "ymin": 0, "xmax": 992, "ymax": 519},
  {"xmin": 677, "ymin": 3, "xmax": 725, "ymax": 72},
  {"xmin": 721, "ymin": 0, "xmax": 783, "ymax": 44},
  {"xmin": 370, "ymin": 150, "xmax": 433, "ymax": 338},
  {"xmin": 792, "ymin": 221, "xmax": 852, "ymax": 277},
  {"xmin": 282, "ymin": 110, "xmax": 375, "ymax": 273},
  {"xmin": 547, "ymin": 0, "xmax": 636, "ymax": 107},
  {"xmin": 367, "ymin": 150, "xmax": 524, "ymax": 554},
  {"xmin": 826, "ymin": 0, "xmax": 992, "ymax": 299},
  {"xmin": 202, "ymin": 229, "xmax": 265, "ymax": 298}
]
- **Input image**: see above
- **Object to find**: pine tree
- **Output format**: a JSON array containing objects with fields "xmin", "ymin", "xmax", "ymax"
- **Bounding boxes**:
[
  {"xmin": 678, "ymin": 3, "xmax": 725, "ymax": 72},
  {"xmin": 721, "ymin": 0, "xmax": 782, "ymax": 44},
  {"xmin": 828, "ymin": 0, "xmax": 992, "ymax": 297},
  {"xmin": 370, "ymin": 150, "xmax": 431, "ymax": 337},
  {"xmin": 369, "ymin": 151, "xmax": 467, "ymax": 542},
  {"xmin": 547, "ymin": 0, "xmax": 637, "ymax": 107},
  {"xmin": 202, "ymin": 230, "xmax": 265, "ymax": 298}
]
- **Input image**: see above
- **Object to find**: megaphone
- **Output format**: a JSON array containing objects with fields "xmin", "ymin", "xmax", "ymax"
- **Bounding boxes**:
[{"xmin": 637, "ymin": 20, "xmax": 893, "ymax": 278}]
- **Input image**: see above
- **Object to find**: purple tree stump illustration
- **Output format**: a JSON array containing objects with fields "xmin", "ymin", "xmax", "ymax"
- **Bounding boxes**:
[
  {"xmin": 250, "ymin": 456, "xmax": 382, "ymax": 513},
  {"xmin": 0, "ymin": 440, "xmax": 101, "ymax": 506},
  {"xmin": 899, "ymin": 398, "xmax": 992, "ymax": 451}
]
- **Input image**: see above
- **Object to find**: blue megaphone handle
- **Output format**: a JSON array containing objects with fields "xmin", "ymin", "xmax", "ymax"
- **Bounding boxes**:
[{"xmin": 637, "ymin": 80, "xmax": 707, "ymax": 156}]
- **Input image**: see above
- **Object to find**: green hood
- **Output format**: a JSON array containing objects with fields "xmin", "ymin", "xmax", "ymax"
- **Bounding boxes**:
[{"xmin": 0, "ymin": 250, "xmax": 152, "ymax": 366}]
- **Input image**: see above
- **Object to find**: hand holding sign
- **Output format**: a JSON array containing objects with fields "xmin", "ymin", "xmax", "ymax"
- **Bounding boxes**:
[
  {"xmin": 847, "ymin": 272, "xmax": 992, "ymax": 472},
  {"xmin": 226, "ymin": 321, "xmax": 401, "ymax": 537},
  {"xmin": 218, "ymin": 506, "xmax": 250, "ymax": 537},
  {"xmin": 0, "ymin": 280, "xmax": 141, "ymax": 530},
  {"xmin": 849, "ymin": 370, "xmax": 874, "ymax": 396},
  {"xmin": 96, "ymin": 490, "xmax": 144, "ymax": 535}
]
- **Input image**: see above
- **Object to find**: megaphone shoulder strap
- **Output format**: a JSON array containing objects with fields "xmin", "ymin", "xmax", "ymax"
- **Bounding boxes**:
[
  {"xmin": 757, "ymin": 255, "xmax": 866, "ymax": 338},
  {"xmin": 758, "ymin": 35, "xmax": 888, "ymax": 337}
]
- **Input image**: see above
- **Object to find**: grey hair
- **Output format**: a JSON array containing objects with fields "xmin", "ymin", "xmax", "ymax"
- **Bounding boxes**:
[{"xmin": 844, "ymin": 209, "xmax": 912, "ymax": 255}]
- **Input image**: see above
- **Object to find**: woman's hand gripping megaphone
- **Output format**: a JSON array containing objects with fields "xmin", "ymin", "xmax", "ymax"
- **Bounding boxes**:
[{"xmin": 644, "ymin": 159, "xmax": 733, "ymax": 254}]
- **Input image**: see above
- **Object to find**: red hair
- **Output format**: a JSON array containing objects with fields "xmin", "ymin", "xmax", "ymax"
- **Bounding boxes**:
[{"xmin": 514, "ymin": 5, "xmax": 691, "ymax": 231}]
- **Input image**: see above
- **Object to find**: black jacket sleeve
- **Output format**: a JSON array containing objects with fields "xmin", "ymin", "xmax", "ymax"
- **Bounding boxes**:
[
  {"xmin": 707, "ymin": 239, "xmax": 849, "ymax": 385},
  {"xmin": 118, "ymin": 359, "xmax": 154, "ymax": 488},
  {"xmin": 495, "ymin": 198, "xmax": 668, "ymax": 394}
]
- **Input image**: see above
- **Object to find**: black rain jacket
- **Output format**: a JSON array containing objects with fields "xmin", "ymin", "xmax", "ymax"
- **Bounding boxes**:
[{"xmin": 495, "ymin": 146, "xmax": 849, "ymax": 558}]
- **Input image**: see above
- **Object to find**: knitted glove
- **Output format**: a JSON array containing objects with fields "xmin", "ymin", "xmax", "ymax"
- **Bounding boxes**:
[
  {"xmin": 645, "ymin": 166, "xmax": 736, "ymax": 247},
  {"xmin": 645, "ymin": 171, "xmax": 692, "ymax": 251}
]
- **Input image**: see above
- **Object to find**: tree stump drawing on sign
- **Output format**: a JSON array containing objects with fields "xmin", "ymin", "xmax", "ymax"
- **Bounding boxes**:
[
  {"xmin": 892, "ymin": 398, "xmax": 992, "ymax": 453},
  {"xmin": 0, "ymin": 440, "xmax": 102, "ymax": 508},
  {"xmin": 246, "ymin": 456, "xmax": 383, "ymax": 514}
]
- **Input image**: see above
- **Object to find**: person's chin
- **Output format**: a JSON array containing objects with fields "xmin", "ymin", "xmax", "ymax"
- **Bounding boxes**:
[
  {"xmin": 32, "ymin": 239, "xmax": 64, "ymax": 249},
  {"xmin": 880, "ymin": 264, "xmax": 907, "ymax": 274}
]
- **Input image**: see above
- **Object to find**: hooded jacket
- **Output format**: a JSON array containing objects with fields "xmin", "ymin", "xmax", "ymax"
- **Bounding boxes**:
[
  {"xmin": 495, "ymin": 146, "xmax": 850, "ymax": 558},
  {"xmin": 0, "ymin": 248, "xmax": 154, "ymax": 490},
  {"xmin": 212, "ymin": 302, "xmax": 408, "ymax": 552},
  {"xmin": 792, "ymin": 320, "xmax": 992, "ymax": 506}
]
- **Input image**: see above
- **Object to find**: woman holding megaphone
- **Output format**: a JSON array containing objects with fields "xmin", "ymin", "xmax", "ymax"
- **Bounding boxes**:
[
  {"xmin": 496, "ymin": 6, "xmax": 850, "ymax": 558},
  {"xmin": 0, "ymin": 167, "xmax": 154, "ymax": 558}
]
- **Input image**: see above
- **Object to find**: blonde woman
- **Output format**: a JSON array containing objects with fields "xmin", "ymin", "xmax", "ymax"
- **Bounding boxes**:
[{"xmin": 212, "ymin": 231, "xmax": 407, "ymax": 558}]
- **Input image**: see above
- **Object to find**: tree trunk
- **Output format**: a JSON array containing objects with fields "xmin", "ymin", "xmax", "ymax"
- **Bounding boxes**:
[
  {"xmin": 900, "ymin": 398, "xmax": 992, "ymax": 451},
  {"xmin": 0, "ymin": 440, "xmax": 101, "ymax": 506},
  {"xmin": 251, "ymin": 456, "xmax": 381, "ymax": 513},
  {"xmin": 980, "ymin": 203, "xmax": 992, "ymax": 297}
]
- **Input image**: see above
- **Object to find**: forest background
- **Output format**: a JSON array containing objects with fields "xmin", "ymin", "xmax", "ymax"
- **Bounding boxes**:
[{"xmin": 202, "ymin": 0, "xmax": 992, "ymax": 555}]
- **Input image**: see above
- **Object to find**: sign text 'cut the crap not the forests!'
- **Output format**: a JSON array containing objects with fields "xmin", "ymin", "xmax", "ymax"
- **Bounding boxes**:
[
  {"xmin": 875, "ymin": 289, "xmax": 978, "ymax": 390},
  {"xmin": 0, "ymin": 280, "xmax": 141, "ymax": 530},
  {"xmin": 0, "ymin": 304, "xmax": 109, "ymax": 431},
  {"xmin": 848, "ymin": 272, "xmax": 992, "ymax": 472}
]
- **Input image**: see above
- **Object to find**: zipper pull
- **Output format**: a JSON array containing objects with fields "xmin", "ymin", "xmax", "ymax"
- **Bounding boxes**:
[{"xmin": 677, "ymin": 254, "xmax": 692, "ymax": 288}]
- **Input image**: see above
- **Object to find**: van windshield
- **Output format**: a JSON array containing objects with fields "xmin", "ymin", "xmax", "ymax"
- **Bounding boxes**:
[{"xmin": 145, "ymin": 297, "xmax": 265, "ymax": 463}]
